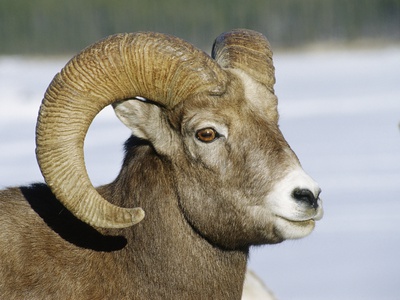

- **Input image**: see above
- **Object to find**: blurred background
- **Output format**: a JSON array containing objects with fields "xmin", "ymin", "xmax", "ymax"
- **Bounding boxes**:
[
  {"xmin": 1, "ymin": 1, "xmax": 400, "ymax": 299},
  {"xmin": 0, "ymin": 0, "xmax": 399, "ymax": 54}
]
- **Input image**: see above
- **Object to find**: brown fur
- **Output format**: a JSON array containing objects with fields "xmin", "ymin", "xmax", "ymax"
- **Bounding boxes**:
[{"xmin": 0, "ymin": 75, "xmax": 297, "ymax": 299}]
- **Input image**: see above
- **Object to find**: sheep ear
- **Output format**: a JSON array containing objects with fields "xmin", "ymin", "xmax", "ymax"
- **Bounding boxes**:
[{"xmin": 113, "ymin": 98, "xmax": 164, "ymax": 142}]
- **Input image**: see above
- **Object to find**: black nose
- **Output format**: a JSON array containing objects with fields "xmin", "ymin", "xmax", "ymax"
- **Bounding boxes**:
[{"xmin": 292, "ymin": 188, "xmax": 320, "ymax": 209}]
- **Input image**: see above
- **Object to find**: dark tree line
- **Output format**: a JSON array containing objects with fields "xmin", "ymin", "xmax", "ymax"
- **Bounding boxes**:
[{"xmin": 0, "ymin": 0, "xmax": 399, "ymax": 54}]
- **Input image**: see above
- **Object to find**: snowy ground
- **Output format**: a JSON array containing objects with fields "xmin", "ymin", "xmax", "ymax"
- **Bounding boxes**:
[{"xmin": 1, "ymin": 46, "xmax": 399, "ymax": 299}]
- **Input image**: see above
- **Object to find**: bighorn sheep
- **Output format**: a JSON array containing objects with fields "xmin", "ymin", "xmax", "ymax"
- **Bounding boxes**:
[{"xmin": 0, "ymin": 29, "xmax": 323, "ymax": 299}]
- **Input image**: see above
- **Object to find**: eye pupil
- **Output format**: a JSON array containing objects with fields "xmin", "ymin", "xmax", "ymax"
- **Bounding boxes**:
[{"xmin": 196, "ymin": 128, "xmax": 217, "ymax": 143}]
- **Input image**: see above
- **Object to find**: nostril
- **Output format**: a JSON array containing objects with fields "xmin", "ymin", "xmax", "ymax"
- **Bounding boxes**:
[{"xmin": 292, "ymin": 188, "xmax": 319, "ymax": 209}]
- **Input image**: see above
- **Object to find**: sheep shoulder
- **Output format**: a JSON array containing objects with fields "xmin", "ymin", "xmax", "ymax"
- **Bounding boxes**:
[{"xmin": 0, "ymin": 185, "xmax": 131, "ymax": 298}]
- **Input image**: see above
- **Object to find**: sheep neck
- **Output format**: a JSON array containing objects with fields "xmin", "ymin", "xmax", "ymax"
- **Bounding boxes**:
[{"xmin": 100, "ymin": 145, "xmax": 249, "ymax": 299}]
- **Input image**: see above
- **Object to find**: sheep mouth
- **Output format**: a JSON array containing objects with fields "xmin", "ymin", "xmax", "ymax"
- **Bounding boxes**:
[
  {"xmin": 276, "ymin": 215, "xmax": 316, "ymax": 226},
  {"xmin": 272, "ymin": 215, "xmax": 318, "ymax": 240},
  {"xmin": 275, "ymin": 206, "xmax": 323, "ymax": 224}
]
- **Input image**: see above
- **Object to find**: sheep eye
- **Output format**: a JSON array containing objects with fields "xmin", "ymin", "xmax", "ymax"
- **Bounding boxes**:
[{"xmin": 195, "ymin": 128, "xmax": 218, "ymax": 143}]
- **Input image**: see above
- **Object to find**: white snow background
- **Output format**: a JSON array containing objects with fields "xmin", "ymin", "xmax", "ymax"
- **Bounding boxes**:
[{"xmin": 1, "ymin": 46, "xmax": 399, "ymax": 299}]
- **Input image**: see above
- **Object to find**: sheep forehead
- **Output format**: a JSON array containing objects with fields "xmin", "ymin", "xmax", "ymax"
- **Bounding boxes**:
[
  {"xmin": 227, "ymin": 69, "xmax": 278, "ymax": 121},
  {"xmin": 180, "ymin": 71, "xmax": 276, "ymax": 124}
]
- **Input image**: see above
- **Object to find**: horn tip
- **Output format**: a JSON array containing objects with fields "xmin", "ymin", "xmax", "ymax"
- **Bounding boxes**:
[{"xmin": 129, "ymin": 207, "xmax": 146, "ymax": 226}]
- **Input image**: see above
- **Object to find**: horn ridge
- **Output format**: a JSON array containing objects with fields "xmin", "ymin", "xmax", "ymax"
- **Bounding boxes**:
[
  {"xmin": 36, "ymin": 32, "xmax": 227, "ymax": 228},
  {"xmin": 212, "ymin": 29, "xmax": 275, "ymax": 92}
]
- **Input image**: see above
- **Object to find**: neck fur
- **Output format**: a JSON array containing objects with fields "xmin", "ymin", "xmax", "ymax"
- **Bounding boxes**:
[{"xmin": 100, "ymin": 146, "xmax": 249, "ymax": 299}]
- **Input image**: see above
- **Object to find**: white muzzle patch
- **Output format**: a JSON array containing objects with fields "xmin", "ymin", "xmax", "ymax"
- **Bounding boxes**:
[{"xmin": 267, "ymin": 166, "xmax": 324, "ymax": 239}]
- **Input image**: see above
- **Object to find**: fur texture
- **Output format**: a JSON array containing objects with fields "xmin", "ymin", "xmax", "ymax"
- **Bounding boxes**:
[{"xmin": 0, "ymin": 34, "xmax": 322, "ymax": 299}]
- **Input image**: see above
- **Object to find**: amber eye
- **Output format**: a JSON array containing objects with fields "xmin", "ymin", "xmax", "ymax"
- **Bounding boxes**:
[{"xmin": 195, "ymin": 128, "xmax": 218, "ymax": 143}]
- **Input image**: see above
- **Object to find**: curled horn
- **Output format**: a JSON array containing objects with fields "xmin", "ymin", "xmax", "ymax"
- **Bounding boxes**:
[
  {"xmin": 211, "ymin": 29, "xmax": 275, "ymax": 93},
  {"xmin": 36, "ymin": 32, "xmax": 227, "ymax": 228}
]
